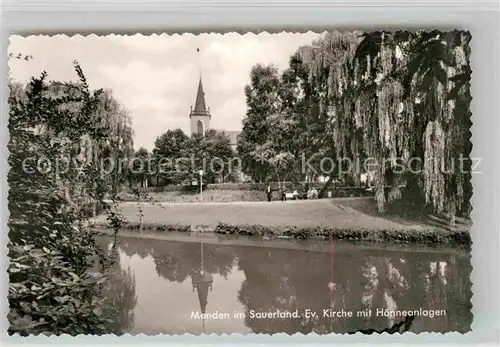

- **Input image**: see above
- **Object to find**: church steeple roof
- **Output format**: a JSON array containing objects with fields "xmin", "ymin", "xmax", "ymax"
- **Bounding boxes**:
[
  {"xmin": 193, "ymin": 77, "xmax": 209, "ymax": 114},
  {"xmin": 192, "ymin": 270, "xmax": 213, "ymax": 314},
  {"xmin": 196, "ymin": 280, "xmax": 210, "ymax": 313}
]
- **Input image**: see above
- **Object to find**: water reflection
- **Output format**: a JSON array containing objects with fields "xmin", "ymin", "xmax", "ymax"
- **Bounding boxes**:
[
  {"xmin": 95, "ymin": 238, "xmax": 138, "ymax": 334},
  {"xmin": 101, "ymin": 235, "xmax": 471, "ymax": 335}
]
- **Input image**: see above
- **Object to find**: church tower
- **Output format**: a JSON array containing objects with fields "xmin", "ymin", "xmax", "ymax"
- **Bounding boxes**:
[{"xmin": 190, "ymin": 77, "xmax": 211, "ymax": 135}]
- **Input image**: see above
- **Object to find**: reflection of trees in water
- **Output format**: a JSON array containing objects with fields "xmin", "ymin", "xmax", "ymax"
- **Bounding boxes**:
[
  {"xmin": 117, "ymin": 237, "xmax": 155, "ymax": 260},
  {"xmin": 120, "ymin": 238, "xmax": 236, "ymax": 326},
  {"xmin": 237, "ymin": 248, "xmax": 371, "ymax": 334},
  {"xmin": 153, "ymin": 242, "xmax": 235, "ymax": 283},
  {"xmin": 153, "ymin": 243, "xmax": 192, "ymax": 283},
  {"xmin": 236, "ymin": 247, "xmax": 471, "ymax": 334},
  {"xmin": 102, "ymin": 236, "xmax": 471, "ymax": 334},
  {"xmin": 448, "ymin": 253, "xmax": 473, "ymax": 332},
  {"xmin": 236, "ymin": 248, "xmax": 326, "ymax": 334},
  {"xmin": 417, "ymin": 253, "xmax": 472, "ymax": 332},
  {"xmin": 359, "ymin": 251, "xmax": 472, "ymax": 333},
  {"xmin": 118, "ymin": 237, "xmax": 235, "ymax": 283},
  {"xmin": 237, "ymin": 278, "xmax": 309, "ymax": 335},
  {"xmin": 360, "ymin": 256, "xmax": 416, "ymax": 330},
  {"xmin": 100, "ymin": 240, "xmax": 138, "ymax": 334}
]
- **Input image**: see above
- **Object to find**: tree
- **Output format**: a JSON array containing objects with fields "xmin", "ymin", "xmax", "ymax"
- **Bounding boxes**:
[
  {"xmin": 94, "ymin": 89, "xmax": 134, "ymax": 196},
  {"xmin": 129, "ymin": 147, "xmax": 151, "ymax": 188},
  {"xmin": 285, "ymin": 30, "xmax": 473, "ymax": 218},
  {"xmin": 179, "ymin": 129, "xmax": 234, "ymax": 184},
  {"xmin": 240, "ymin": 62, "xmax": 326, "ymax": 186},
  {"xmin": 201, "ymin": 130, "xmax": 235, "ymax": 183},
  {"xmin": 352, "ymin": 30, "xmax": 472, "ymax": 217},
  {"xmin": 238, "ymin": 65, "xmax": 281, "ymax": 182},
  {"xmin": 281, "ymin": 52, "xmax": 340, "ymax": 191},
  {"xmin": 152, "ymin": 128, "xmax": 189, "ymax": 185}
]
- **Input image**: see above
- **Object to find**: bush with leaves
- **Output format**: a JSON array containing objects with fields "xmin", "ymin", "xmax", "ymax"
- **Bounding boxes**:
[{"xmin": 8, "ymin": 63, "xmax": 128, "ymax": 335}]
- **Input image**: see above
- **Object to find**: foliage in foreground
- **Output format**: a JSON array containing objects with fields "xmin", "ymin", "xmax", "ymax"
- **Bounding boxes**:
[{"xmin": 8, "ymin": 64, "xmax": 132, "ymax": 335}]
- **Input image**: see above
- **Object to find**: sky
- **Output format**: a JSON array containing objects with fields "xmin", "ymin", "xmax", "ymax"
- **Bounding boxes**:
[{"xmin": 9, "ymin": 32, "xmax": 320, "ymax": 151}]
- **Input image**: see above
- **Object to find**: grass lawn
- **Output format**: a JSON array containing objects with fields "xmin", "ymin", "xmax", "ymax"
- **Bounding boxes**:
[
  {"xmin": 334, "ymin": 197, "xmax": 471, "ymax": 232},
  {"xmin": 95, "ymin": 197, "xmax": 431, "ymax": 231}
]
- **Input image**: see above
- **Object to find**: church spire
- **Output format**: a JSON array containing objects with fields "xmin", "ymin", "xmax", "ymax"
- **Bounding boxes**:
[
  {"xmin": 189, "ymin": 47, "xmax": 211, "ymax": 135},
  {"xmin": 191, "ymin": 242, "xmax": 213, "ymax": 315},
  {"xmin": 194, "ymin": 77, "xmax": 208, "ymax": 114}
]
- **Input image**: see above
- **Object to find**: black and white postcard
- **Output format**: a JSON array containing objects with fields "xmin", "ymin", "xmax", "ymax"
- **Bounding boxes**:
[{"xmin": 7, "ymin": 30, "xmax": 473, "ymax": 335}]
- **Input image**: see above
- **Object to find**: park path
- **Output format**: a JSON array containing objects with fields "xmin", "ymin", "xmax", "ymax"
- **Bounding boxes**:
[{"xmin": 96, "ymin": 198, "xmax": 426, "ymax": 231}]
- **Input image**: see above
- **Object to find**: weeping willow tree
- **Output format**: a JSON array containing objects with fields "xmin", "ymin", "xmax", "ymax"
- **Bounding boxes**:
[
  {"xmin": 40, "ymin": 81, "xmax": 134, "ymax": 211},
  {"xmin": 352, "ymin": 31, "xmax": 417, "ymax": 212},
  {"xmin": 399, "ymin": 30, "xmax": 472, "ymax": 219},
  {"xmin": 95, "ymin": 89, "xmax": 135, "ymax": 197},
  {"xmin": 294, "ymin": 30, "xmax": 472, "ymax": 218},
  {"xmin": 297, "ymin": 31, "xmax": 364, "ymax": 194}
]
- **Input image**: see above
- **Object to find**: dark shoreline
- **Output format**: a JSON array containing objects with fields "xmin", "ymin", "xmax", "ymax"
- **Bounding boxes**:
[{"xmin": 92, "ymin": 220, "xmax": 472, "ymax": 247}]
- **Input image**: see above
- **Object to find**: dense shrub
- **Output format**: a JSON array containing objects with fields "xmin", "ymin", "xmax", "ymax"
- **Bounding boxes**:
[
  {"xmin": 206, "ymin": 183, "xmax": 273, "ymax": 191},
  {"xmin": 116, "ymin": 189, "xmax": 268, "ymax": 203},
  {"xmin": 94, "ymin": 221, "xmax": 192, "ymax": 233},
  {"xmin": 122, "ymin": 182, "xmax": 375, "ymax": 197},
  {"xmin": 213, "ymin": 223, "xmax": 471, "ymax": 245},
  {"xmin": 329, "ymin": 187, "xmax": 374, "ymax": 198},
  {"xmin": 8, "ymin": 65, "xmax": 128, "ymax": 335}
]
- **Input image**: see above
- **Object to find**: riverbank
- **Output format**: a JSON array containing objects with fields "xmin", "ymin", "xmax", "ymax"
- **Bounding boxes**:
[
  {"xmin": 95, "ymin": 223, "xmax": 470, "ymax": 246},
  {"xmin": 97, "ymin": 229, "xmax": 470, "ymax": 255},
  {"xmin": 92, "ymin": 198, "xmax": 471, "ymax": 245}
]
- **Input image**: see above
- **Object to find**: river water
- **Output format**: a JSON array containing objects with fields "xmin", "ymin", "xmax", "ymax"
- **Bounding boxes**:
[{"xmin": 98, "ymin": 234, "xmax": 471, "ymax": 335}]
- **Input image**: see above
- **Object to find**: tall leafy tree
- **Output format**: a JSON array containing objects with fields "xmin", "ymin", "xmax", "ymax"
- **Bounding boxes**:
[
  {"xmin": 129, "ymin": 147, "xmax": 151, "ymax": 188},
  {"xmin": 152, "ymin": 128, "xmax": 189, "ymax": 185},
  {"xmin": 179, "ymin": 129, "xmax": 234, "ymax": 184},
  {"xmin": 238, "ymin": 64, "xmax": 281, "ymax": 182}
]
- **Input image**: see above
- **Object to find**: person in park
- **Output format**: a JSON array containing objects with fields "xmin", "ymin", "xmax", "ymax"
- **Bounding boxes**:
[
  {"xmin": 266, "ymin": 184, "xmax": 272, "ymax": 202},
  {"xmin": 280, "ymin": 185, "xmax": 286, "ymax": 201}
]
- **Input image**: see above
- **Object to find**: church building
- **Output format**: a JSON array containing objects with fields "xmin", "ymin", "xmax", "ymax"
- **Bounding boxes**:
[{"xmin": 189, "ymin": 76, "xmax": 240, "ymax": 150}]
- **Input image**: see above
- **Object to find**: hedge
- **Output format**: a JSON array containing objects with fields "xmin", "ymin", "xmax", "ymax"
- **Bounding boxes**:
[
  {"xmin": 213, "ymin": 223, "xmax": 471, "ymax": 245},
  {"xmin": 121, "ymin": 184, "xmax": 208, "ymax": 194},
  {"xmin": 122, "ymin": 182, "xmax": 375, "ymax": 197}
]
